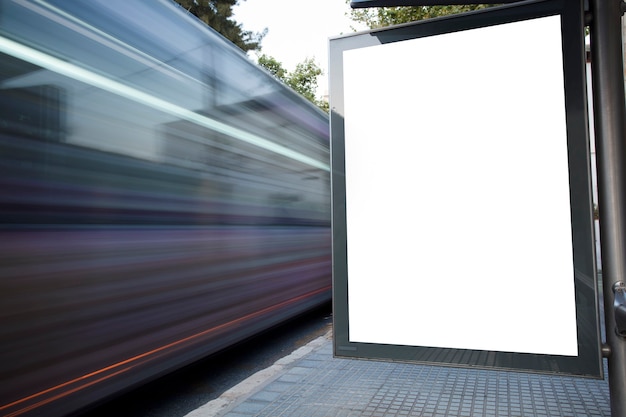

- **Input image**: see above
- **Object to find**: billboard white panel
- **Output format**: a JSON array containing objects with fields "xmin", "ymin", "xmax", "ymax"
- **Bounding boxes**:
[{"xmin": 342, "ymin": 16, "xmax": 578, "ymax": 356}]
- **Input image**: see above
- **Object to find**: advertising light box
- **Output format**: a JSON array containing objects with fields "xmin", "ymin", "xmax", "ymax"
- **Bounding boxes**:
[{"xmin": 330, "ymin": 0, "xmax": 603, "ymax": 377}]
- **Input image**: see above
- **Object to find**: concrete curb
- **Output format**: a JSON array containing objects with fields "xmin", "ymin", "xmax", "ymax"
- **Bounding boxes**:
[{"xmin": 184, "ymin": 331, "xmax": 331, "ymax": 417}]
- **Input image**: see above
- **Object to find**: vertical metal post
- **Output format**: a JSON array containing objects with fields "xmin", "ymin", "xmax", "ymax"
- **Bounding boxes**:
[{"xmin": 590, "ymin": 0, "xmax": 626, "ymax": 416}]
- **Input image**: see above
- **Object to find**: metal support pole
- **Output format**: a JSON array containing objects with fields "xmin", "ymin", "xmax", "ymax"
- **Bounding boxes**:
[{"xmin": 590, "ymin": 1, "xmax": 626, "ymax": 416}]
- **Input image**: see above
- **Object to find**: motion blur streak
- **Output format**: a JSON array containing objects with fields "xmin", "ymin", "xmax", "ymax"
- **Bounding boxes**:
[
  {"xmin": 3, "ymin": 367, "xmax": 133, "ymax": 417},
  {"xmin": 0, "ymin": 1, "xmax": 331, "ymax": 416},
  {"xmin": 0, "ymin": 37, "xmax": 330, "ymax": 172},
  {"xmin": 2, "ymin": 286, "xmax": 330, "ymax": 417}
]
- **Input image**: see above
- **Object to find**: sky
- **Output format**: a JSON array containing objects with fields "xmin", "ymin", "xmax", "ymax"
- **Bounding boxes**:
[{"xmin": 232, "ymin": 0, "xmax": 367, "ymax": 97}]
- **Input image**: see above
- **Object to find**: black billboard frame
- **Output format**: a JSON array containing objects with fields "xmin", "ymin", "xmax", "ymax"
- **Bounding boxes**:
[{"xmin": 330, "ymin": 0, "xmax": 603, "ymax": 378}]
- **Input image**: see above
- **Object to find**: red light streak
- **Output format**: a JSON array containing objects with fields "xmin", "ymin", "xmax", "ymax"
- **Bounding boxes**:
[{"xmin": 0, "ymin": 286, "xmax": 331, "ymax": 416}]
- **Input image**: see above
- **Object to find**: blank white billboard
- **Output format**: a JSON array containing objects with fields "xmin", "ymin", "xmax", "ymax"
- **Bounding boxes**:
[{"xmin": 342, "ymin": 15, "xmax": 579, "ymax": 356}]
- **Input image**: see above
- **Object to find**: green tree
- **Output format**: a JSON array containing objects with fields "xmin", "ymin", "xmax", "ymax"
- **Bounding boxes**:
[
  {"xmin": 286, "ymin": 58, "xmax": 323, "ymax": 104},
  {"xmin": 258, "ymin": 54, "xmax": 328, "ymax": 112},
  {"xmin": 172, "ymin": 0, "xmax": 265, "ymax": 52},
  {"xmin": 349, "ymin": 4, "xmax": 495, "ymax": 29},
  {"xmin": 257, "ymin": 54, "xmax": 288, "ymax": 81}
]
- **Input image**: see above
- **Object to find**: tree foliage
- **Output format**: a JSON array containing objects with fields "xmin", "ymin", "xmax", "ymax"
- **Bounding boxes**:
[
  {"xmin": 349, "ymin": 4, "xmax": 495, "ymax": 29},
  {"xmin": 257, "ymin": 54, "xmax": 288, "ymax": 81},
  {"xmin": 287, "ymin": 58, "xmax": 323, "ymax": 104},
  {"xmin": 257, "ymin": 54, "xmax": 328, "ymax": 112},
  {"xmin": 172, "ymin": 0, "xmax": 265, "ymax": 52}
]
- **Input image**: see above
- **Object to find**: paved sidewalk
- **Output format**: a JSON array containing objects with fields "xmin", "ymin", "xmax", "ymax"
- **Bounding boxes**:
[{"xmin": 186, "ymin": 331, "xmax": 610, "ymax": 417}]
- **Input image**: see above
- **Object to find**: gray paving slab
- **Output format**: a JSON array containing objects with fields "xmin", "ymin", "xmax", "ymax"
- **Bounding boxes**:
[{"xmin": 187, "ymin": 332, "xmax": 610, "ymax": 417}]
